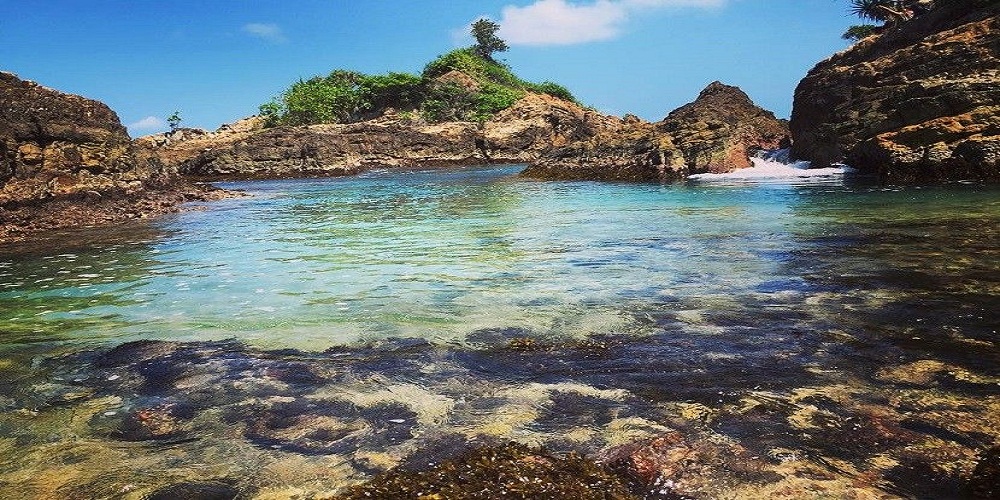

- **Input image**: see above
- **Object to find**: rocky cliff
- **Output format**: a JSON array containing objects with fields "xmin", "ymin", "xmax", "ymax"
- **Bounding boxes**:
[
  {"xmin": 0, "ymin": 72, "xmax": 163, "ymax": 205},
  {"xmin": 790, "ymin": 0, "xmax": 1000, "ymax": 183},
  {"xmin": 140, "ymin": 92, "xmax": 619, "ymax": 179},
  {"xmin": 520, "ymin": 82, "xmax": 789, "ymax": 182},
  {"xmin": 0, "ymin": 72, "xmax": 226, "ymax": 243}
]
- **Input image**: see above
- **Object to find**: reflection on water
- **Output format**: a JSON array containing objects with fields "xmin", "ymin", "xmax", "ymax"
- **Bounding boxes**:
[{"xmin": 0, "ymin": 165, "xmax": 997, "ymax": 498}]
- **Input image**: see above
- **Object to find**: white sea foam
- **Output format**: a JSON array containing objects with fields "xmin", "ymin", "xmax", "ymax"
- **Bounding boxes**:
[{"xmin": 688, "ymin": 149, "xmax": 854, "ymax": 182}]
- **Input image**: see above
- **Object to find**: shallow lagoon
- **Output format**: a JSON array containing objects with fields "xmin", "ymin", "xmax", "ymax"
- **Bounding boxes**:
[{"xmin": 0, "ymin": 165, "xmax": 997, "ymax": 498}]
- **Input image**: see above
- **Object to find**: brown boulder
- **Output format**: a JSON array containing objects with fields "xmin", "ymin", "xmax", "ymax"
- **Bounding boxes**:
[
  {"xmin": 521, "ymin": 118, "xmax": 690, "ymax": 182},
  {"xmin": 522, "ymin": 82, "xmax": 790, "ymax": 181},
  {"xmin": 790, "ymin": 0, "xmax": 1000, "ymax": 183},
  {"xmin": 483, "ymin": 93, "xmax": 621, "ymax": 162},
  {"xmin": 0, "ymin": 72, "xmax": 167, "ymax": 206},
  {"xmin": 661, "ymin": 81, "xmax": 790, "ymax": 173}
]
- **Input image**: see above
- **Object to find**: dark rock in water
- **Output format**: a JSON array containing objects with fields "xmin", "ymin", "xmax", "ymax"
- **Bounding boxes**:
[
  {"xmin": 235, "ymin": 396, "xmax": 420, "ymax": 455},
  {"xmin": 97, "ymin": 340, "xmax": 182, "ymax": 368},
  {"xmin": 790, "ymin": 1, "xmax": 1000, "ymax": 183},
  {"xmin": 968, "ymin": 446, "xmax": 1000, "ymax": 499},
  {"xmin": 113, "ymin": 402, "xmax": 195, "ymax": 441},
  {"xmin": 239, "ymin": 398, "xmax": 368, "ymax": 455},
  {"xmin": 521, "ymin": 81, "xmax": 789, "ymax": 182},
  {"xmin": 466, "ymin": 326, "xmax": 535, "ymax": 346},
  {"xmin": 884, "ymin": 453, "xmax": 967, "ymax": 500},
  {"xmin": 262, "ymin": 361, "xmax": 327, "ymax": 385},
  {"xmin": 144, "ymin": 481, "xmax": 238, "ymax": 500},
  {"xmin": 339, "ymin": 442, "xmax": 641, "ymax": 500}
]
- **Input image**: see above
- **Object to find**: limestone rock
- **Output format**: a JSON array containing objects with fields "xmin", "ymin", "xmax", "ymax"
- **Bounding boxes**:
[
  {"xmin": 521, "ymin": 118, "xmax": 690, "ymax": 182},
  {"xmin": 522, "ymin": 82, "xmax": 789, "ymax": 181},
  {"xmin": 790, "ymin": 0, "xmax": 1000, "ymax": 182},
  {"xmin": 167, "ymin": 118, "xmax": 484, "ymax": 178},
  {"xmin": 0, "ymin": 72, "xmax": 167, "ymax": 206},
  {"xmin": 661, "ymin": 81, "xmax": 790, "ymax": 173},
  {"xmin": 142, "ymin": 93, "xmax": 609, "ymax": 179},
  {"xmin": 0, "ymin": 72, "xmax": 232, "ymax": 243},
  {"xmin": 484, "ymin": 93, "xmax": 622, "ymax": 162}
]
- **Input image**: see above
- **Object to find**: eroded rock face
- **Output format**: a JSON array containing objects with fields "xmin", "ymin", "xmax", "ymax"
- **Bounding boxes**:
[
  {"xmin": 790, "ymin": 1, "xmax": 1000, "ymax": 183},
  {"xmin": 0, "ymin": 72, "xmax": 168, "ymax": 206},
  {"xmin": 662, "ymin": 82, "xmax": 790, "ymax": 173},
  {"xmin": 0, "ymin": 72, "xmax": 231, "ymax": 244},
  {"xmin": 142, "ymin": 93, "xmax": 612, "ymax": 179},
  {"xmin": 521, "ymin": 82, "xmax": 790, "ymax": 182},
  {"xmin": 179, "ymin": 119, "xmax": 486, "ymax": 178},
  {"xmin": 483, "ymin": 93, "xmax": 622, "ymax": 162}
]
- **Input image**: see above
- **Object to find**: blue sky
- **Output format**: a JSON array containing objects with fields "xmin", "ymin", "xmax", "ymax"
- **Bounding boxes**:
[{"xmin": 3, "ymin": 1, "xmax": 857, "ymax": 136}]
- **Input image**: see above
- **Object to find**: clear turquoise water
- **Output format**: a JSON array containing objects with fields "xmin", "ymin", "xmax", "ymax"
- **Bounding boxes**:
[
  {"xmin": 0, "ymin": 165, "xmax": 998, "ymax": 498},
  {"xmin": 2, "ymin": 165, "xmax": 997, "ymax": 352}
]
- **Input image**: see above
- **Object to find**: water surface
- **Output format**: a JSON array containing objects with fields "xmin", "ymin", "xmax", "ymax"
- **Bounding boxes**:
[{"xmin": 1, "ymin": 165, "xmax": 997, "ymax": 498}]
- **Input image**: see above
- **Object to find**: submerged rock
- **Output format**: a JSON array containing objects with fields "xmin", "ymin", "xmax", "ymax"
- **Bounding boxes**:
[
  {"xmin": 968, "ymin": 446, "xmax": 1000, "ymax": 499},
  {"xmin": 338, "ymin": 442, "xmax": 641, "ymax": 500},
  {"xmin": 790, "ymin": 0, "xmax": 1000, "ymax": 182},
  {"xmin": 144, "ymin": 480, "xmax": 239, "ymax": 500},
  {"xmin": 521, "ymin": 81, "xmax": 789, "ymax": 182},
  {"xmin": 112, "ymin": 402, "xmax": 195, "ymax": 441}
]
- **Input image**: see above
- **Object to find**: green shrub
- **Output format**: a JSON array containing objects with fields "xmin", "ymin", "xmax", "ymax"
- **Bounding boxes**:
[
  {"xmin": 423, "ymin": 48, "xmax": 522, "ymax": 88},
  {"xmin": 473, "ymin": 83, "xmax": 525, "ymax": 122},
  {"xmin": 358, "ymin": 72, "xmax": 425, "ymax": 112},
  {"xmin": 259, "ymin": 47, "xmax": 581, "ymax": 127},
  {"xmin": 841, "ymin": 24, "xmax": 879, "ymax": 41},
  {"xmin": 525, "ymin": 81, "xmax": 578, "ymax": 103},
  {"xmin": 419, "ymin": 82, "xmax": 477, "ymax": 122}
]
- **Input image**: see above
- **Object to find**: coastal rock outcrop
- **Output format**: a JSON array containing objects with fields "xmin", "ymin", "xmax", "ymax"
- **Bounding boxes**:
[
  {"xmin": 790, "ymin": 0, "xmax": 1000, "ymax": 182},
  {"xmin": 141, "ymin": 93, "xmax": 614, "ymax": 178},
  {"xmin": 482, "ymin": 93, "xmax": 621, "ymax": 162},
  {"xmin": 0, "ymin": 72, "xmax": 164, "ymax": 205},
  {"xmin": 521, "ymin": 82, "xmax": 790, "ymax": 182},
  {"xmin": 0, "ymin": 72, "xmax": 227, "ymax": 243},
  {"xmin": 148, "ymin": 117, "xmax": 485, "ymax": 178}
]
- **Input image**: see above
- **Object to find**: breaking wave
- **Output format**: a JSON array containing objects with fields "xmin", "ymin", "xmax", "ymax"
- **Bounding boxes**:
[{"xmin": 688, "ymin": 149, "xmax": 855, "ymax": 183}]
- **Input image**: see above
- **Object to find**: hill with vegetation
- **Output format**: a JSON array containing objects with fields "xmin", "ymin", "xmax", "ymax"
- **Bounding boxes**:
[
  {"xmin": 258, "ymin": 22, "xmax": 578, "ymax": 127},
  {"xmin": 137, "ymin": 20, "xmax": 619, "ymax": 179}
]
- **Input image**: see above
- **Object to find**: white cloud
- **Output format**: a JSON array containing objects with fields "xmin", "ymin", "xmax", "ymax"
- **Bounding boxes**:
[
  {"xmin": 129, "ymin": 116, "xmax": 166, "ymax": 131},
  {"xmin": 242, "ymin": 23, "xmax": 287, "ymax": 44},
  {"xmin": 491, "ymin": 0, "xmax": 726, "ymax": 46}
]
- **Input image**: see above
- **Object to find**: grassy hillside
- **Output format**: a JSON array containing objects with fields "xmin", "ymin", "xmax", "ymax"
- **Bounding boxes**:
[{"xmin": 259, "ymin": 48, "xmax": 578, "ymax": 127}]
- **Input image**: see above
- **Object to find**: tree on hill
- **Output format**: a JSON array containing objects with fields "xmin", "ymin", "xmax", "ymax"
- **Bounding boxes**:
[
  {"xmin": 167, "ymin": 111, "xmax": 182, "ymax": 131},
  {"xmin": 842, "ymin": 24, "xmax": 880, "ymax": 41},
  {"xmin": 471, "ymin": 18, "xmax": 508, "ymax": 62},
  {"xmin": 257, "ymin": 24, "xmax": 580, "ymax": 127},
  {"xmin": 841, "ymin": 0, "xmax": 912, "ymax": 41}
]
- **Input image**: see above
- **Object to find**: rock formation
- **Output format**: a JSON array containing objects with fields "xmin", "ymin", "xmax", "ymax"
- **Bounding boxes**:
[
  {"xmin": 140, "ymin": 91, "xmax": 619, "ymax": 179},
  {"xmin": 520, "ymin": 82, "xmax": 790, "ymax": 182},
  {"xmin": 790, "ymin": 0, "xmax": 1000, "ymax": 183},
  {"xmin": 0, "ymin": 72, "xmax": 164, "ymax": 205},
  {"xmin": 482, "ymin": 93, "xmax": 621, "ymax": 162},
  {"xmin": 661, "ymin": 82, "xmax": 790, "ymax": 173},
  {"xmin": 0, "ymin": 72, "xmax": 227, "ymax": 243}
]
